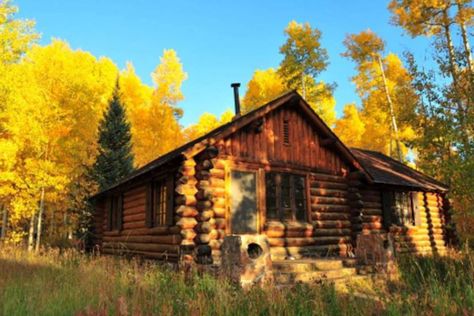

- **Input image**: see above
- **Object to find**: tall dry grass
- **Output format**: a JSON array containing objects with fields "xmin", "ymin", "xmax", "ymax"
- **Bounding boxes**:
[{"xmin": 0, "ymin": 245, "xmax": 473, "ymax": 315}]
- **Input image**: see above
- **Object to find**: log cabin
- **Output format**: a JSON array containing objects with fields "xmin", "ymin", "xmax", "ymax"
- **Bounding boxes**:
[{"xmin": 90, "ymin": 88, "xmax": 455, "ymax": 266}]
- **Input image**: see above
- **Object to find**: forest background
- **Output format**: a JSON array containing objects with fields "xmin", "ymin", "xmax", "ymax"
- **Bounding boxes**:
[{"xmin": 0, "ymin": 0, "xmax": 473, "ymax": 249}]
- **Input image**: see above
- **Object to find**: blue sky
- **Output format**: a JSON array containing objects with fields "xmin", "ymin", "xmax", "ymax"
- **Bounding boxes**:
[{"xmin": 16, "ymin": 0, "xmax": 434, "ymax": 127}]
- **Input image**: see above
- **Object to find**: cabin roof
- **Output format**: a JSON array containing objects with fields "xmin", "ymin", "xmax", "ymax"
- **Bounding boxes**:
[
  {"xmin": 351, "ymin": 148, "xmax": 448, "ymax": 192},
  {"xmin": 91, "ymin": 91, "xmax": 448, "ymax": 199}
]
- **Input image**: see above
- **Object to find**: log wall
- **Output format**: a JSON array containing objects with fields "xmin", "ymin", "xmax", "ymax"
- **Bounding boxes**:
[
  {"xmin": 389, "ymin": 192, "xmax": 447, "ymax": 255},
  {"xmin": 360, "ymin": 187, "xmax": 384, "ymax": 234},
  {"xmin": 100, "ymin": 185, "xmax": 182, "ymax": 261},
  {"xmin": 261, "ymin": 171, "xmax": 353, "ymax": 260}
]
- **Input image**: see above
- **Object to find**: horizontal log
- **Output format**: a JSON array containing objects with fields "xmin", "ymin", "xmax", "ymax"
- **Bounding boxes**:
[
  {"xmin": 123, "ymin": 199, "xmax": 146, "ymax": 211},
  {"xmin": 312, "ymin": 213, "xmax": 351, "ymax": 221},
  {"xmin": 195, "ymin": 221, "xmax": 215, "ymax": 233},
  {"xmin": 103, "ymin": 234, "xmax": 181, "ymax": 244},
  {"xmin": 264, "ymin": 221, "xmax": 313, "ymax": 232},
  {"xmin": 195, "ymin": 230, "xmax": 218, "ymax": 244},
  {"xmin": 123, "ymin": 185, "xmax": 147, "ymax": 197},
  {"xmin": 210, "ymin": 168, "xmax": 225, "ymax": 179},
  {"xmin": 213, "ymin": 207, "xmax": 226, "ymax": 218},
  {"xmin": 215, "ymin": 218, "xmax": 226, "ymax": 229},
  {"xmin": 362, "ymin": 201, "xmax": 382, "ymax": 209},
  {"xmin": 310, "ymin": 188, "xmax": 348, "ymax": 198},
  {"xmin": 112, "ymin": 226, "xmax": 180, "ymax": 236},
  {"xmin": 102, "ymin": 248, "xmax": 179, "ymax": 261},
  {"xmin": 175, "ymin": 184, "xmax": 197, "ymax": 196},
  {"xmin": 361, "ymin": 215, "xmax": 382, "ymax": 223},
  {"xmin": 197, "ymin": 210, "xmax": 214, "ymax": 222},
  {"xmin": 195, "ymin": 170, "xmax": 210, "ymax": 180},
  {"xmin": 360, "ymin": 229, "xmax": 385, "ymax": 234},
  {"xmin": 311, "ymin": 173, "xmax": 346, "ymax": 183},
  {"xmin": 123, "ymin": 221, "xmax": 145, "ymax": 230},
  {"xmin": 180, "ymin": 228, "xmax": 197, "ymax": 241},
  {"xmin": 313, "ymin": 228, "xmax": 351, "ymax": 237},
  {"xmin": 209, "ymin": 178, "xmax": 225, "ymax": 187},
  {"xmin": 123, "ymin": 196, "xmax": 146, "ymax": 208},
  {"xmin": 176, "ymin": 217, "xmax": 197, "ymax": 229},
  {"xmin": 269, "ymin": 236, "xmax": 352, "ymax": 247},
  {"xmin": 195, "ymin": 189, "xmax": 212, "ymax": 201},
  {"xmin": 311, "ymin": 196, "xmax": 349, "ymax": 205},
  {"xmin": 311, "ymin": 182, "xmax": 348, "ymax": 190},
  {"xmin": 175, "ymin": 195, "xmax": 197, "ymax": 206},
  {"xmin": 123, "ymin": 205, "xmax": 145, "ymax": 216},
  {"xmin": 103, "ymin": 242, "xmax": 179, "ymax": 253},
  {"xmin": 123, "ymin": 213, "xmax": 146, "ymax": 223},
  {"xmin": 175, "ymin": 205, "xmax": 198, "ymax": 217},
  {"xmin": 313, "ymin": 220, "xmax": 351, "ymax": 229},
  {"xmin": 196, "ymin": 200, "xmax": 212, "ymax": 211},
  {"xmin": 212, "ymin": 159, "xmax": 226, "ymax": 169},
  {"xmin": 209, "ymin": 239, "xmax": 223, "ymax": 250},
  {"xmin": 361, "ymin": 208, "xmax": 382, "ymax": 216},
  {"xmin": 212, "ymin": 198, "xmax": 226, "ymax": 209},
  {"xmin": 265, "ymin": 229, "xmax": 313, "ymax": 238},
  {"xmin": 311, "ymin": 204, "xmax": 350, "ymax": 213},
  {"xmin": 195, "ymin": 159, "xmax": 213, "ymax": 171}
]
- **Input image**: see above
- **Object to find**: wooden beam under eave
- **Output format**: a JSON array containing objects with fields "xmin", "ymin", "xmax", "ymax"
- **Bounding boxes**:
[{"xmin": 321, "ymin": 137, "xmax": 337, "ymax": 147}]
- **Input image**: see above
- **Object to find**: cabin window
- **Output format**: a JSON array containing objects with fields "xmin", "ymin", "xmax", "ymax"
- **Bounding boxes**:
[
  {"xmin": 283, "ymin": 119, "xmax": 290, "ymax": 145},
  {"xmin": 382, "ymin": 191, "xmax": 419, "ymax": 228},
  {"xmin": 153, "ymin": 179, "xmax": 169, "ymax": 226},
  {"xmin": 265, "ymin": 172, "xmax": 307, "ymax": 222},
  {"xmin": 108, "ymin": 195, "xmax": 123, "ymax": 231},
  {"xmin": 230, "ymin": 170, "xmax": 258, "ymax": 234},
  {"xmin": 146, "ymin": 175, "xmax": 174, "ymax": 227}
]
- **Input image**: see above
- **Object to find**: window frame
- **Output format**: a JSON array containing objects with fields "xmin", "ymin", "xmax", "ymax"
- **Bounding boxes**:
[
  {"xmin": 382, "ymin": 190, "xmax": 420, "ymax": 228},
  {"xmin": 146, "ymin": 174, "xmax": 175, "ymax": 228},
  {"xmin": 264, "ymin": 171, "xmax": 309, "ymax": 223},
  {"xmin": 107, "ymin": 194, "xmax": 123, "ymax": 231}
]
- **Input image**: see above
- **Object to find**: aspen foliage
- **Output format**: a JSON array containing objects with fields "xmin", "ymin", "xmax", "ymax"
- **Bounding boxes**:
[
  {"xmin": 334, "ymin": 104, "xmax": 365, "ymax": 148},
  {"xmin": 341, "ymin": 30, "xmax": 417, "ymax": 158},
  {"xmin": 183, "ymin": 110, "xmax": 233, "ymax": 141}
]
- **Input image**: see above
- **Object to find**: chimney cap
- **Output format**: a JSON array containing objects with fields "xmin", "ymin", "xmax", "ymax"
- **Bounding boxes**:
[{"xmin": 230, "ymin": 82, "xmax": 241, "ymax": 88}]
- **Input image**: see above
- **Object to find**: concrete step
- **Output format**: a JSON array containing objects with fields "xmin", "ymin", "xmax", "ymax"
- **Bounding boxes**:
[
  {"xmin": 273, "ymin": 258, "xmax": 356, "ymax": 272},
  {"xmin": 274, "ymin": 267, "xmax": 357, "ymax": 284}
]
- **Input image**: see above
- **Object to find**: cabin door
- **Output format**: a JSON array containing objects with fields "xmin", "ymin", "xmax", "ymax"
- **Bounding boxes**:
[{"xmin": 229, "ymin": 170, "xmax": 258, "ymax": 234}]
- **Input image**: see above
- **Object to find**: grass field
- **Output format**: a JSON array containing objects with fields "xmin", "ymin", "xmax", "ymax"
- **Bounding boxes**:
[{"xmin": 0, "ymin": 245, "xmax": 473, "ymax": 316}]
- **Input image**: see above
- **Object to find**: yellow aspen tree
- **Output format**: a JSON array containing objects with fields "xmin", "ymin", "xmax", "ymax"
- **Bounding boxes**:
[
  {"xmin": 242, "ymin": 68, "xmax": 286, "ymax": 113},
  {"xmin": 334, "ymin": 104, "xmax": 365, "ymax": 148},
  {"xmin": 132, "ymin": 49, "xmax": 187, "ymax": 166}
]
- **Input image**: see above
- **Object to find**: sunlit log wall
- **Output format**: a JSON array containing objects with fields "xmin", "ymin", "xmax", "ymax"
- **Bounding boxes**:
[
  {"xmin": 388, "ymin": 192, "xmax": 448, "ymax": 255},
  {"xmin": 359, "ymin": 187, "xmax": 448, "ymax": 255}
]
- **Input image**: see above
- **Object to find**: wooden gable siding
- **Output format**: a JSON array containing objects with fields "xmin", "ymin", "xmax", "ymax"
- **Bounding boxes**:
[
  {"xmin": 100, "ymin": 185, "xmax": 182, "ymax": 261},
  {"xmin": 221, "ymin": 105, "xmax": 348, "ymax": 174}
]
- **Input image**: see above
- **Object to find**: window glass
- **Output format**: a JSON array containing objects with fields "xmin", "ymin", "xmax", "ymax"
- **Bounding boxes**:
[
  {"xmin": 265, "ymin": 172, "xmax": 307, "ymax": 222},
  {"xmin": 231, "ymin": 170, "xmax": 258, "ymax": 234},
  {"xmin": 294, "ymin": 176, "xmax": 307, "ymax": 221},
  {"xmin": 265, "ymin": 173, "xmax": 278, "ymax": 220},
  {"xmin": 390, "ymin": 191, "xmax": 416, "ymax": 226}
]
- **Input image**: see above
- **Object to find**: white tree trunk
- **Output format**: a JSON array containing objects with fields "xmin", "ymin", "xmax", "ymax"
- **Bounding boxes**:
[
  {"xmin": 377, "ymin": 55, "xmax": 403, "ymax": 161},
  {"xmin": 1, "ymin": 206, "xmax": 7, "ymax": 239},
  {"xmin": 27, "ymin": 211, "xmax": 36, "ymax": 252},
  {"xmin": 457, "ymin": 1, "xmax": 474, "ymax": 77},
  {"xmin": 35, "ymin": 187, "xmax": 45, "ymax": 252}
]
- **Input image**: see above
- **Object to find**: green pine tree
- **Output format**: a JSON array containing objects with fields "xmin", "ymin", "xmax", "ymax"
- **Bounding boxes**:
[{"xmin": 92, "ymin": 80, "xmax": 134, "ymax": 191}]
